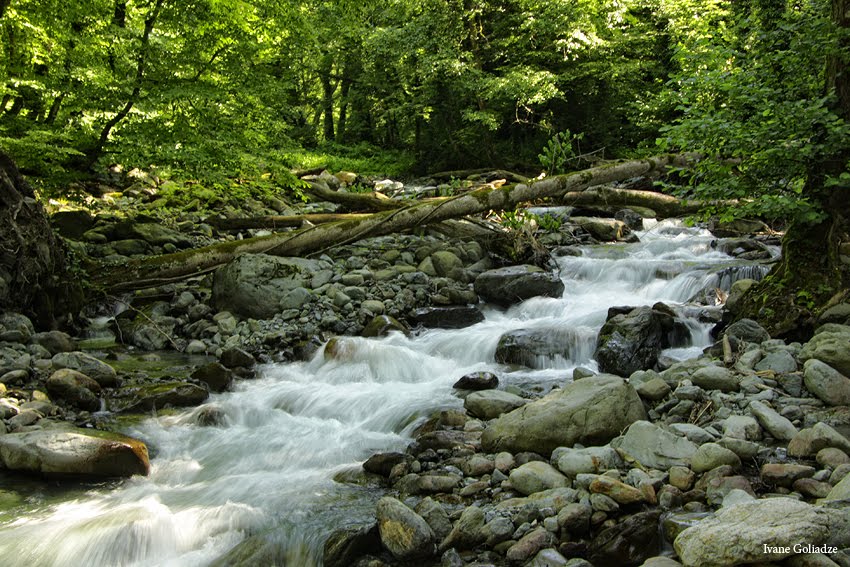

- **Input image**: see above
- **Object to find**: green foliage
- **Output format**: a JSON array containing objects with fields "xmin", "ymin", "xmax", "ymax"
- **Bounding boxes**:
[
  {"xmin": 538, "ymin": 130, "xmax": 583, "ymax": 176},
  {"xmin": 499, "ymin": 209, "xmax": 562, "ymax": 232}
]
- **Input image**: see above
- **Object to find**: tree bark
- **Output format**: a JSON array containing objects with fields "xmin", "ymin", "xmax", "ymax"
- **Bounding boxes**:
[
  {"xmin": 95, "ymin": 154, "xmax": 695, "ymax": 291},
  {"xmin": 0, "ymin": 151, "xmax": 82, "ymax": 327},
  {"xmin": 302, "ymin": 180, "xmax": 402, "ymax": 212},
  {"xmin": 562, "ymin": 186, "xmax": 736, "ymax": 219},
  {"xmin": 208, "ymin": 213, "xmax": 374, "ymax": 231}
]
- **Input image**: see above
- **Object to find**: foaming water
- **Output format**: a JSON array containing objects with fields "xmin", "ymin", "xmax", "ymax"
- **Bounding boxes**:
[{"xmin": 0, "ymin": 219, "xmax": 770, "ymax": 565}]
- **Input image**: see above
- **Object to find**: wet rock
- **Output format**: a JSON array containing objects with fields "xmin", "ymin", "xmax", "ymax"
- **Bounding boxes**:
[
  {"xmin": 589, "ymin": 476, "xmax": 646, "ymax": 505},
  {"xmin": 509, "ymin": 462, "xmax": 569, "ymax": 495},
  {"xmin": 506, "ymin": 527, "xmax": 556, "ymax": 562},
  {"xmin": 557, "ymin": 502, "xmax": 592, "ymax": 535},
  {"xmin": 363, "ymin": 452, "xmax": 409, "ymax": 477},
  {"xmin": 0, "ymin": 427, "xmax": 149, "ymax": 478},
  {"xmin": 415, "ymin": 498, "xmax": 452, "ymax": 541},
  {"xmin": 46, "ymin": 369, "xmax": 101, "ymax": 411},
  {"xmin": 803, "ymin": 359, "xmax": 850, "ymax": 406},
  {"xmin": 474, "ymin": 265, "xmax": 565, "ymax": 307},
  {"xmin": 375, "ymin": 496, "xmax": 435, "ymax": 560},
  {"xmin": 690, "ymin": 365, "xmax": 738, "ymax": 392},
  {"xmin": 464, "ymin": 390, "xmax": 526, "ymax": 420},
  {"xmin": 481, "ymin": 515, "xmax": 515, "ymax": 546},
  {"xmin": 529, "ymin": 548, "xmax": 570, "ymax": 567},
  {"xmin": 0, "ymin": 312, "xmax": 34, "ymax": 342},
  {"xmin": 788, "ymin": 422, "xmax": 850, "ymax": 457},
  {"xmin": 111, "ymin": 381, "xmax": 209, "ymax": 412},
  {"xmin": 413, "ymin": 306, "xmax": 485, "ymax": 329},
  {"xmin": 754, "ymin": 350, "xmax": 797, "ymax": 373},
  {"xmin": 362, "ymin": 315, "xmax": 408, "ymax": 338},
  {"xmin": 826, "ymin": 470, "xmax": 850, "ymax": 501},
  {"xmin": 595, "ymin": 306, "xmax": 688, "ymax": 376},
  {"xmin": 220, "ymin": 347, "xmax": 256, "ymax": 369},
  {"xmin": 760, "ymin": 463, "xmax": 816, "ymax": 487},
  {"xmin": 482, "ymin": 374, "xmax": 646, "ymax": 455},
  {"xmin": 51, "ymin": 351, "xmax": 118, "ymax": 387},
  {"xmin": 634, "ymin": 377, "xmax": 671, "ymax": 401},
  {"xmin": 323, "ymin": 523, "xmax": 381, "ymax": 567},
  {"xmin": 612, "ymin": 421, "xmax": 698, "ymax": 470},
  {"xmin": 674, "ymin": 498, "xmax": 844, "ymax": 567},
  {"xmin": 190, "ymin": 362, "xmax": 234, "ymax": 393},
  {"xmin": 495, "ymin": 328, "xmax": 584, "ymax": 369},
  {"xmin": 453, "ymin": 371, "xmax": 498, "ymax": 390},
  {"xmin": 588, "ymin": 509, "xmax": 662, "ymax": 567}
]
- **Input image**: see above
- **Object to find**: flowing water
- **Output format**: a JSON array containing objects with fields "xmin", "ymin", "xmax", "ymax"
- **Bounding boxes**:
[{"xmin": 0, "ymin": 220, "xmax": 777, "ymax": 566}]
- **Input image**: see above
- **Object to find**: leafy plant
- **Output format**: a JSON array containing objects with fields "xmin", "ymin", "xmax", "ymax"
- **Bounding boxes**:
[{"xmin": 538, "ymin": 130, "xmax": 584, "ymax": 176}]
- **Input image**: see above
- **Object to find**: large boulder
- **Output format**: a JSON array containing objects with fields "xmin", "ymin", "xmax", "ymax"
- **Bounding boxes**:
[
  {"xmin": 0, "ymin": 427, "xmax": 150, "ymax": 478},
  {"xmin": 674, "ymin": 498, "xmax": 846, "ymax": 567},
  {"xmin": 612, "ymin": 421, "xmax": 698, "ymax": 470},
  {"xmin": 595, "ymin": 305, "xmax": 689, "ymax": 376},
  {"xmin": 375, "ymin": 497, "xmax": 435, "ymax": 561},
  {"xmin": 51, "ymin": 351, "xmax": 118, "ymax": 387},
  {"xmin": 803, "ymin": 358, "xmax": 850, "ymax": 406},
  {"xmin": 473, "ymin": 265, "xmax": 564, "ymax": 307},
  {"xmin": 109, "ymin": 381, "xmax": 209, "ymax": 412},
  {"xmin": 481, "ymin": 374, "xmax": 646, "ymax": 455},
  {"xmin": 799, "ymin": 327, "xmax": 850, "ymax": 376},
  {"xmin": 213, "ymin": 254, "xmax": 328, "ymax": 319},
  {"xmin": 495, "ymin": 327, "xmax": 586, "ymax": 369},
  {"xmin": 46, "ymin": 369, "xmax": 101, "ymax": 411}
]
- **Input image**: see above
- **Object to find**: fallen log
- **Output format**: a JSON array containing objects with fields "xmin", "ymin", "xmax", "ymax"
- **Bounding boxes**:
[
  {"xmin": 302, "ymin": 180, "xmax": 401, "ymax": 211},
  {"xmin": 95, "ymin": 154, "xmax": 696, "ymax": 291},
  {"xmin": 562, "ymin": 186, "xmax": 737, "ymax": 219},
  {"xmin": 207, "ymin": 213, "xmax": 374, "ymax": 231}
]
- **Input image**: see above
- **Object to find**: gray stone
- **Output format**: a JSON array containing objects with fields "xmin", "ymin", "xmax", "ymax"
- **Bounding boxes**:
[
  {"xmin": 529, "ymin": 548, "xmax": 569, "ymax": 567},
  {"xmin": 509, "ymin": 462, "xmax": 569, "ymax": 495},
  {"xmin": 464, "ymin": 390, "xmax": 526, "ymax": 420},
  {"xmin": 800, "ymin": 328, "xmax": 850, "ymax": 376},
  {"xmin": 190, "ymin": 362, "xmax": 233, "ymax": 393},
  {"xmin": 612, "ymin": 421, "xmax": 698, "ymax": 470},
  {"xmin": 51, "ymin": 351, "xmax": 118, "ymax": 387},
  {"xmin": 30, "ymin": 330, "xmax": 77, "ymax": 354},
  {"xmin": 748, "ymin": 400, "xmax": 797, "ymax": 441},
  {"xmin": 690, "ymin": 365, "xmax": 738, "ymax": 392},
  {"xmin": 482, "ymin": 374, "xmax": 646, "ymax": 455},
  {"xmin": 415, "ymin": 498, "xmax": 452, "ymax": 541},
  {"xmin": 495, "ymin": 327, "xmax": 583, "ymax": 369},
  {"xmin": 46, "ymin": 369, "xmax": 101, "ymax": 411},
  {"xmin": 690, "ymin": 443, "xmax": 741, "ymax": 473},
  {"xmin": 595, "ymin": 306, "xmax": 688, "ymax": 376},
  {"xmin": 413, "ymin": 306, "xmax": 484, "ymax": 329},
  {"xmin": 0, "ymin": 428, "xmax": 149, "ymax": 478},
  {"xmin": 430, "ymin": 251, "xmax": 463, "ymax": 277},
  {"xmin": 825, "ymin": 469, "xmax": 850, "ymax": 501},
  {"xmin": 474, "ymin": 265, "xmax": 564, "ymax": 307},
  {"xmin": 724, "ymin": 318, "xmax": 770, "ymax": 345},
  {"xmin": 220, "ymin": 347, "xmax": 255, "ymax": 369},
  {"xmin": 279, "ymin": 287, "xmax": 313, "ymax": 310},
  {"xmin": 635, "ymin": 377, "xmax": 671, "ymax": 400},
  {"xmin": 669, "ymin": 423, "xmax": 716, "ymax": 444},
  {"xmin": 722, "ymin": 415, "xmax": 761, "ymax": 440},
  {"xmin": 803, "ymin": 358, "xmax": 850, "ymax": 406},
  {"xmin": 212, "ymin": 254, "xmax": 326, "ymax": 319},
  {"xmin": 788, "ymin": 422, "xmax": 850, "ymax": 457},
  {"xmin": 375, "ymin": 497, "xmax": 434, "ymax": 560},
  {"xmin": 755, "ymin": 350, "xmax": 798, "ymax": 374},
  {"xmin": 674, "ymin": 498, "xmax": 845, "ymax": 567},
  {"xmin": 439, "ymin": 505, "xmax": 485, "ymax": 551},
  {"xmin": 588, "ymin": 509, "xmax": 662, "ymax": 567},
  {"xmin": 553, "ymin": 446, "xmax": 623, "ymax": 477},
  {"xmin": 453, "ymin": 371, "xmax": 498, "ymax": 390}
]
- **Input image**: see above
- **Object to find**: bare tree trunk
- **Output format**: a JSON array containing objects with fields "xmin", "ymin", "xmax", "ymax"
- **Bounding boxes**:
[
  {"xmin": 562, "ymin": 186, "xmax": 735, "ymax": 218},
  {"xmin": 96, "ymin": 155, "xmax": 694, "ymax": 291}
]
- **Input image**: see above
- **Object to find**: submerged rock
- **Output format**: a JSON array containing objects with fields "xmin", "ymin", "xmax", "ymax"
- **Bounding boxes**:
[{"xmin": 595, "ymin": 305, "xmax": 688, "ymax": 376}]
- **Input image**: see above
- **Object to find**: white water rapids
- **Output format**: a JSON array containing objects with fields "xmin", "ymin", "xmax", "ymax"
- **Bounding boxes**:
[{"xmin": 0, "ymin": 220, "xmax": 775, "ymax": 566}]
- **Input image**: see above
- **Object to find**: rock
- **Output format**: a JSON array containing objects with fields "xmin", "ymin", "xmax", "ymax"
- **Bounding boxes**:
[
  {"xmin": 185, "ymin": 340, "xmax": 207, "ymax": 354},
  {"xmin": 634, "ymin": 377, "xmax": 671, "ymax": 401},
  {"xmin": 495, "ymin": 328, "xmax": 583, "ymax": 368},
  {"xmin": 362, "ymin": 315, "xmax": 408, "ymax": 337},
  {"xmin": 0, "ymin": 427, "xmax": 149, "ymax": 478},
  {"xmin": 557, "ymin": 502, "xmax": 592, "ymax": 534},
  {"xmin": 748, "ymin": 400, "xmax": 797, "ymax": 440},
  {"xmin": 826, "ymin": 470, "xmax": 850, "ymax": 501},
  {"xmin": 190, "ymin": 362, "xmax": 234, "ymax": 393},
  {"xmin": 30, "ymin": 331, "xmax": 77, "ymax": 354},
  {"xmin": 212, "ymin": 254, "xmax": 327, "ymax": 319},
  {"xmin": 417, "ymin": 474, "xmax": 461, "ymax": 494},
  {"xmin": 817, "ymin": 447, "xmax": 850, "ymax": 468},
  {"xmin": 464, "ymin": 390, "xmax": 526, "ymax": 420},
  {"xmin": 788, "ymin": 422, "xmax": 850, "ymax": 457},
  {"xmin": 669, "ymin": 467, "xmax": 696, "ymax": 491},
  {"xmin": 803, "ymin": 359, "xmax": 850, "ymax": 406},
  {"xmin": 690, "ymin": 365, "xmax": 739, "ymax": 392},
  {"xmin": 429, "ymin": 251, "xmax": 464, "ymax": 277},
  {"xmin": 589, "ymin": 476, "xmax": 645, "ymax": 505},
  {"xmin": 509, "ymin": 462, "xmax": 569, "ymax": 495},
  {"xmin": 725, "ymin": 279, "xmax": 756, "ymax": 315},
  {"xmin": 50, "ymin": 210, "xmax": 95, "ymax": 239},
  {"xmin": 375, "ymin": 497, "xmax": 434, "ymax": 560},
  {"xmin": 723, "ymin": 318, "xmax": 770, "ymax": 344},
  {"xmin": 439, "ymin": 505, "xmax": 485, "ymax": 550},
  {"xmin": 760, "ymin": 463, "xmax": 817, "ymax": 487},
  {"xmin": 322, "ymin": 523, "xmax": 381, "ymax": 567},
  {"xmin": 363, "ymin": 452, "xmax": 408, "ymax": 477},
  {"xmin": 415, "ymin": 498, "xmax": 452, "ymax": 541},
  {"xmin": 453, "ymin": 371, "xmax": 498, "ymax": 390},
  {"xmin": 46, "ymin": 369, "xmax": 101, "ymax": 411},
  {"xmin": 413, "ymin": 306, "xmax": 485, "ymax": 329},
  {"xmin": 506, "ymin": 527, "xmax": 557, "ymax": 562},
  {"xmin": 572, "ymin": 217, "xmax": 632, "ymax": 242},
  {"xmin": 474, "ymin": 265, "xmax": 564, "ymax": 307},
  {"xmin": 800, "ymin": 327, "xmax": 850, "ymax": 376},
  {"xmin": 754, "ymin": 350, "xmax": 797, "ymax": 373},
  {"xmin": 595, "ymin": 306, "xmax": 688, "ymax": 376},
  {"xmin": 723, "ymin": 415, "xmax": 761, "ymax": 440},
  {"xmin": 0, "ymin": 312, "xmax": 34, "ymax": 341},
  {"xmin": 553, "ymin": 446, "xmax": 623, "ymax": 477},
  {"xmin": 674, "ymin": 498, "xmax": 844, "ymax": 567},
  {"xmin": 690, "ymin": 443, "xmax": 741, "ymax": 473},
  {"xmin": 613, "ymin": 421, "xmax": 699, "ymax": 470},
  {"xmin": 529, "ymin": 548, "xmax": 570, "ymax": 567},
  {"xmin": 110, "ymin": 382, "xmax": 209, "ymax": 412},
  {"xmin": 220, "ymin": 347, "xmax": 255, "ymax": 369},
  {"xmin": 482, "ymin": 374, "xmax": 646, "ymax": 455},
  {"xmin": 588, "ymin": 509, "xmax": 662, "ymax": 567},
  {"xmin": 51, "ymin": 351, "xmax": 118, "ymax": 387}
]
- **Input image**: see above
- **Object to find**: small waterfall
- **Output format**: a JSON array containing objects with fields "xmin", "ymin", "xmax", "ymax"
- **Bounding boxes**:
[{"xmin": 0, "ymin": 218, "xmax": 765, "ymax": 566}]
